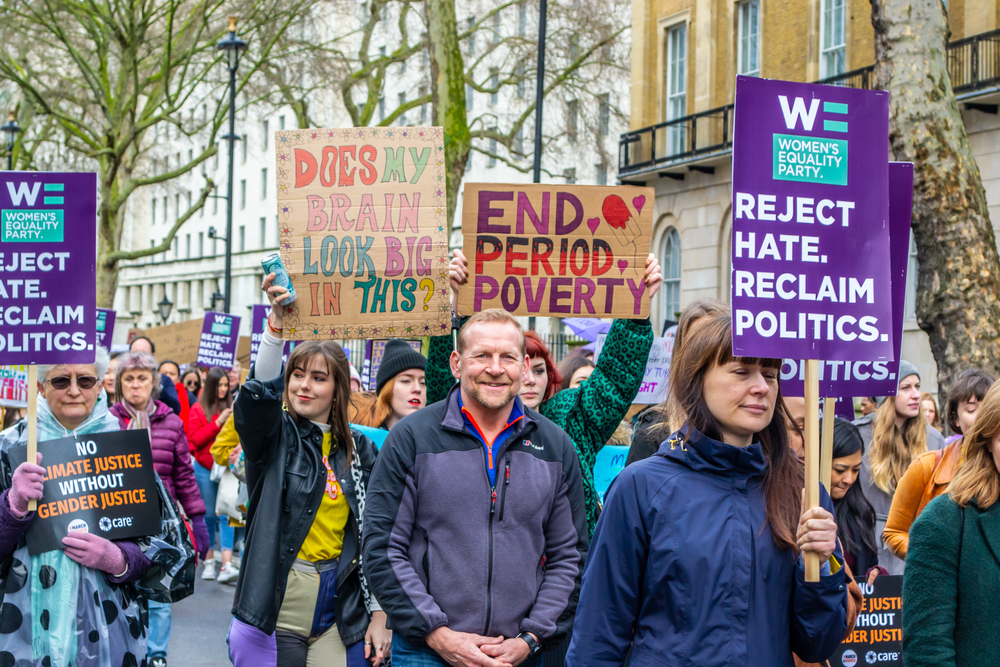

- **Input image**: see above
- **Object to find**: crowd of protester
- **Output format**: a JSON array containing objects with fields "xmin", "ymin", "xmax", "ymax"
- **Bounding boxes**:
[{"xmin": 0, "ymin": 248, "xmax": 997, "ymax": 666}]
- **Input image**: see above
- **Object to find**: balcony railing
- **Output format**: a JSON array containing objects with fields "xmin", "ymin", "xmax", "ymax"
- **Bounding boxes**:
[
  {"xmin": 620, "ymin": 27, "xmax": 1000, "ymax": 178},
  {"xmin": 619, "ymin": 105, "xmax": 734, "ymax": 175}
]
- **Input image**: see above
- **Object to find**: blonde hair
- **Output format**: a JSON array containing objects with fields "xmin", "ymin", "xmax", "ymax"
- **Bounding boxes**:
[
  {"xmin": 920, "ymin": 392, "xmax": 939, "ymax": 429},
  {"xmin": 868, "ymin": 397, "xmax": 928, "ymax": 493},
  {"xmin": 353, "ymin": 379, "xmax": 396, "ymax": 429},
  {"xmin": 457, "ymin": 308, "xmax": 525, "ymax": 355},
  {"xmin": 949, "ymin": 379, "xmax": 1000, "ymax": 508}
]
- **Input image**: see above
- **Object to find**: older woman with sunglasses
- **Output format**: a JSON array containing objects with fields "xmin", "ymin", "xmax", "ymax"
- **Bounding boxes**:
[{"xmin": 0, "ymin": 348, "xmax": 157, "ymax": 666}]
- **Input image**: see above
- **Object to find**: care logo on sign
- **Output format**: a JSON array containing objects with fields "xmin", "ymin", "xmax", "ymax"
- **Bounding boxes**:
[
  {"xmin": 210, "ymin": 314, "xmax": 232, "ymax": 336},
  {"xmin": 2, "ymin": 181, "xmax": 66, "ymax": 242},
  {"xmin": 773, "ymin": 96, "xmax": 849, "ymax": 186}
]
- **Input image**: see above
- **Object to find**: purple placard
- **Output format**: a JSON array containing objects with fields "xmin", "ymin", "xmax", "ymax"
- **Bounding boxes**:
[
  {"xmin": 731, "ymin": 76, "xmax": 894, "ymax": 362},
  {"xmin": 96, "ymin": 308, "xmax": 116, "ymax": 350},
  {"xmin": 249, "ymin": 304, "xmax": 297, "ymax": 366},
  {"xmin": 781, "ymin": 163, "xmax": 912, "ymax": 397},
  {"xmin": 364, "ymin": 339, "xmax": 423, "ymax": 391},
  {"xmin": 0, "ymin": 172, "xmax": 97, "ymax": 364},
  {"xmin": 196, "ymin": 311, "xmax": 241, "ymax": 369}
]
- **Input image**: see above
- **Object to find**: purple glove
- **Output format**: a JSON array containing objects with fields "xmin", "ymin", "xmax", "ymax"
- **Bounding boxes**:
[
  {"xmin": 9, "ymin": 453, "xmax": 44, "ymax": 518},
  {"xmin": 61, "ymin": 531, "xmax": 127, "ymax": 575},
  {"xmin": 191, "ymin": 515, "xmax": 211, "ymax": 560}
]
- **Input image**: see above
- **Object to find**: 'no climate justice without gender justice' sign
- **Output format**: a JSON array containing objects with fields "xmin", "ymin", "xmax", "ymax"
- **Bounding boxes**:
[
  {"xmin": 0, "ymin": 172, "xmax": 97, "ymax": 364},
  {"xmin": 9, "ymin": 430, "xmax": 159, "ymax": 555},
  {"xmin": 731, "ymin": 77, "xmax": 895, "ymax": 364}
]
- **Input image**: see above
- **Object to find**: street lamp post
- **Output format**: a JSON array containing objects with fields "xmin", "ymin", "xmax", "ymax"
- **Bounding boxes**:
[
  {"xmin": 1, "ymin": 113, "xmax": 22, "ymax": 171},
  {"xmin": 157, "ymin": 294, "xmax": 174, "ymax": 323},
  {"xmin": 528, "ymin": 0, "xmax": 548, "ymax": 332},
  {"xmin": 217, "ymin": 16, "xmax": 247, "ymax": 314}
]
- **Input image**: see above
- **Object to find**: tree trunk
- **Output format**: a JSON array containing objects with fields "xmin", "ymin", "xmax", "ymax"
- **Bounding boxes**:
[
  {"xmin": 872, "ymin": 0, "xmax": 1000, "ymax": 397},
  {"xmin": 426, "ymin": 0, "xmax": 470, "ymax": 227}
]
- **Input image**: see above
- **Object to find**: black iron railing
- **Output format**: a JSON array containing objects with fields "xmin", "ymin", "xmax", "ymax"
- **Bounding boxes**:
[
  {"xmin": 619, "ymin": 104, "xmax": 734, "ymax": 175},
  {"xmin": 619, "ymin": 27, "xmax": 1000, "ymax": 177}
]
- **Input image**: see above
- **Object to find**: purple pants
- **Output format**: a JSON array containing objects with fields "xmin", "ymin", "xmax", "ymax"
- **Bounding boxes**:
[{"xmin": 228, "ymin": 616, "xmax": 368, "ymax": 667}]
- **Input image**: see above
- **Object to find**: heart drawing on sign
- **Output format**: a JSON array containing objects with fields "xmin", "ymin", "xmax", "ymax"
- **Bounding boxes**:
[
  {"xmin": 618, "ymin": 260, "xmax": 628, "ymax": 274},
  {"xmin": 587, "ymin": 217, "xmax": 601, "ymax": 234},
  {"xmin": 632, "ymin": 195, "xmax": 646, "ymax": 214}
]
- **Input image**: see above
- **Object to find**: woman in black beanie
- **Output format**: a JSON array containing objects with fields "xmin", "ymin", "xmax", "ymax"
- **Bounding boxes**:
[{"xmin": 355, "ymin": 339, "xmax": 427, "ymax": 430}]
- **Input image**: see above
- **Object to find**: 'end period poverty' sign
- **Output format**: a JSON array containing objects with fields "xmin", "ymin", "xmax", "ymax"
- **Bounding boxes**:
[
  {"xmin": 0, "ymin": 172, "xmax": 97, "ymax": 364},
  {"xmin": 731, "ymin": 76, "xmax": 894, "ymax": 362},
  {"xmin": 458, "ymin": 184, "xmax": 654, "ymax": 319},
  {"xmin": 782, "ymin": 163, "xmax": 913, "ymax": 397},
  {"xmin": 8, "ymin": 430, "xmax": 160, "ymax": 555},
  {"xmin": 275, "ymin": 127, "xmax": 451, "ymax": 341},
  {"xmin": 197, "ymin": 311, "xmax": 241, "ymax": 368}
]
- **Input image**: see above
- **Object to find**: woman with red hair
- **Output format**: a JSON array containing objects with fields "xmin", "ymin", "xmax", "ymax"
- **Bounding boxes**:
[{"xmin": 425, "ymin": 250, "xmax": 662, "ymax": 538}]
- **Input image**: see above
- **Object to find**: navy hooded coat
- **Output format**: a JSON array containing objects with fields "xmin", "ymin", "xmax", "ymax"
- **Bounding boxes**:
[{"xmin": 566, "ymin": 428, "xmax": 848, "ymax": 667}]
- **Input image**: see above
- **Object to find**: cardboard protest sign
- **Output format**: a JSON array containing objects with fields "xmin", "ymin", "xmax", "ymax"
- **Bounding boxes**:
[
  {"xmin": 593, "ymin": 445, "xmax": 630, "ymax": 503},
  {"xmin": 363, "ymin": 338, "xmax": 424, "ymax": 391},
  {"xmin": 457, "ymin": 183, "xmax": 654, "ymax": 319},
  {"xmin": 830, "ymin": 575, "xmax": 902, "ymax": 667},
  {"xmin": 781, "ymin": 163, "xmax": 912, "ymax": 397},
  {"xmin": 594, "ymin": 325, "xmax": 676, "ymax": 404},
  {"xmin": 196, "ymin": 312, "xmax": 241, "ymax": 368},
  {"xmin": 96, "ymin": 308, "xmax": 115, "ymax": 350},
  {"xmin": 731, "ymin": 76, "xmax": 894, "ymax": 363},
  {"xmin": 129, "ymin": 317, "xmax": 205, "ymax": 365},
  {"xmin": 274, "ymin": 127, "xmax": 451, "ymax": 341},
  {"xmin": 0, "ymin": 365, "xmax": 27, "ymax": 408},
  {"xmin": 0, "ymin": 172, "xmax": 97, "ymax": 364},
  {"xmin": 8, "ymin": 430, "xmax": 160, "ymax": 555},
  {"xmin": 249, "ymin": 304, "xmax": 297, "ymax": 366}
]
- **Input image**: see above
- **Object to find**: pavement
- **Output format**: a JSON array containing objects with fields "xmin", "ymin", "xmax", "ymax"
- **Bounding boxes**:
[{"xmin": 165, "ymin": 562, "xmax": 236, "ymax": 666}]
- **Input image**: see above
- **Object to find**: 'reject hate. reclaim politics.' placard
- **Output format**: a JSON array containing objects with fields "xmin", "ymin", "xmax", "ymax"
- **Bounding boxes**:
[
  {"xmin": 275, "ymin": 127, "xmax": 451, "ymax": 341},
  {"xmin": 197, "ymin": 311, "xmax": 241, "ymax": 369},
  {"xmin": 781, "ymin": 163, "xmax": 913, "ymax": 397},
  {"xmin": 458, "ymin": 184, "xmax": 654, "ymax": 319},
  {"xmin": 731, "ymin": 76, "xmax": 895, "ymax": 363},
  {"xmin": 0, "ymin": 172, "xmax": 97, "ymax": 364}
]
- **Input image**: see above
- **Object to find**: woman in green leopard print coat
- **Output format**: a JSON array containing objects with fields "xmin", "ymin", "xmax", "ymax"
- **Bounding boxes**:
[{"xmin": 426, "ymin": 251, "xmax": 661, "ymax": 536}]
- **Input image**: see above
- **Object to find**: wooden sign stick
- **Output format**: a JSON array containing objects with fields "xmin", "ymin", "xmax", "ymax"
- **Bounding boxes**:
[
  {"xmin": 821, "ymin": 397, "xmax": 836, "ymax": 493},
  {"xmin": 26, "ymin": 365, "xmax": 38, "ymax": 512},
  {"xmin": 803, "ymin": 359, "xmax": 820, "ymax": 582}
]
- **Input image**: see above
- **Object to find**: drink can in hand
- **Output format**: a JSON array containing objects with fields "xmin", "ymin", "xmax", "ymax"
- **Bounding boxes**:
[{"xmin": 261, "ymin": 253, "xmax": 298, "ymax": 304}]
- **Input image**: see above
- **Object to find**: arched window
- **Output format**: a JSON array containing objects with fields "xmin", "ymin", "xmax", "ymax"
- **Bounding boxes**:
[{"xmin": 662, "ymin": 227, "xmax": 682, "ymax": 324}]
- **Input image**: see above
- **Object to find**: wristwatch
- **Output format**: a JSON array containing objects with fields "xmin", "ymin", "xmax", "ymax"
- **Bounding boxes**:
[{"xmin": 517, "ymin": 632, "xmax": 542, "ymax": 655}]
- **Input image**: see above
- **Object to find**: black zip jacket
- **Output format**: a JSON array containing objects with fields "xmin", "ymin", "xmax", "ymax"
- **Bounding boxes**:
[{"xmin": 233, "ymin": 367, "xmax": 378, "ymax": 643}]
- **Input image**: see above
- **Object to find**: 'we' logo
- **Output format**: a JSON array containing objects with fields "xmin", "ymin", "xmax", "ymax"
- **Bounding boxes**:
[
  {"xmin": 5, "ymin": 182, "xmax": 41, "ymax": 207},
  {"xmin": 778, "ymin": 96, "xmax": 820, "ymax": 132}
]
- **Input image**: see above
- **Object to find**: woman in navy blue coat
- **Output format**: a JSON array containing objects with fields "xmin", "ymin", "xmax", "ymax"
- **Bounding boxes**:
[{"xmin": 567, "ymin": 309, "xmax": 848, "ymax": 667}]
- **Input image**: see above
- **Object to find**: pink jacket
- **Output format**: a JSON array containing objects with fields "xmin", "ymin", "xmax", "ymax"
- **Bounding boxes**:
[{"xmin": 110, "ymin": 400, "xmax": 206, "ymax": 517}]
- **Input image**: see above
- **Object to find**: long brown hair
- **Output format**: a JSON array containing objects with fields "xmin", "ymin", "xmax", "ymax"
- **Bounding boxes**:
[
  {"xmin": 868, "ymin": 396, "xmax": 928, "ymax": 494},
  {"xmin": 354, "ymin": 378, "xmax": 396, "ymax": 429},
  {"xmin": 283, "ymin": 341, "xmax": 354, "ymax": 464},
  {"xmin": 199, "ymin": 367, "xmax": 233, "ymax": 417},
  {"xmin": 949, "ymin": 379, "xmax": 1000, "ymax": 508},
  {"xmin": 668, "ymin": 309, "xmax": 803, "ymax": 550},
  {"xmin": 649, "ymin": 299, "xmax": 729, "ymax": 439}
]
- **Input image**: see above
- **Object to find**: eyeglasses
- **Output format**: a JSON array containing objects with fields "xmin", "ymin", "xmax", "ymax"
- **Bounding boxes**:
[{"xmin": 46, "ymin": 376, "xmax": 100, "ymax": 390}]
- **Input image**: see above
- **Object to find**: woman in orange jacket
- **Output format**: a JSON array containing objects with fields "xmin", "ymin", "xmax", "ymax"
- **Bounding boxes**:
[{"xmin": 883, "ymin": 369, "xmax": 994, "ymax": 560}]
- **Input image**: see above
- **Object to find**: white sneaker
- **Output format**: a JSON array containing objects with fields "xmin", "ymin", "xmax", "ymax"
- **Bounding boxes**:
[
  {"xmin": 201, "ymin": 559, "xmax": 217, "ymax": 581},
  {"xmin": 217, "ymin": 563, "xmax": 240, "ymax": 584}
]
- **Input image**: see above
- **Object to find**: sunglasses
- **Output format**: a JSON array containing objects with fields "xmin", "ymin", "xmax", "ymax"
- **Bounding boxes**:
[{"xmin": 46, "ymin": 376, "xmax": 100, "ymax": 390}]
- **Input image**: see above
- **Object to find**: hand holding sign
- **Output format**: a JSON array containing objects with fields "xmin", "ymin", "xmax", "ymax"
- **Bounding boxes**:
[
  {"xmin": 9, "ymin": 452, "xmax": 44, "ymax": 517},
  {"xmin": 62, "ymin": 531, "xmax": 126, "ymax": 575}
]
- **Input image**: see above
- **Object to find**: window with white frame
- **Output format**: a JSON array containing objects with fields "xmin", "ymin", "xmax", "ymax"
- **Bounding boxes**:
[
  {"xmin": 820, "ymin": 0, "xmax": 846, "ymax": 78},
  {"xmin": 737, "ymin": 0, "xmax": 760, "ymax": 77},
  {"xmin": 661, "ymin": 227, "xmax": 682, "ymax": 322},
  {"xmin": 665, "ymin": 23, "xmax": 687, "ymax": 155}
]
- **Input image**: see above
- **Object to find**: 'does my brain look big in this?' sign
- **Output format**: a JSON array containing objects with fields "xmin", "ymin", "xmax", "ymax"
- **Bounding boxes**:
[
  {"xmin": 731, "ymin": 77, "xmax": 894, "ymax": 362},
  {"xmin": 275, "ymin": 128, "xmax": 451, "ymax": 340},
  {"xmin": 0, "ymin": 173, "xmax": 97, "ymax": 363},
  {"xmin": 458, "ymin": 184, "xmax": 654, "ymax": 318}
]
